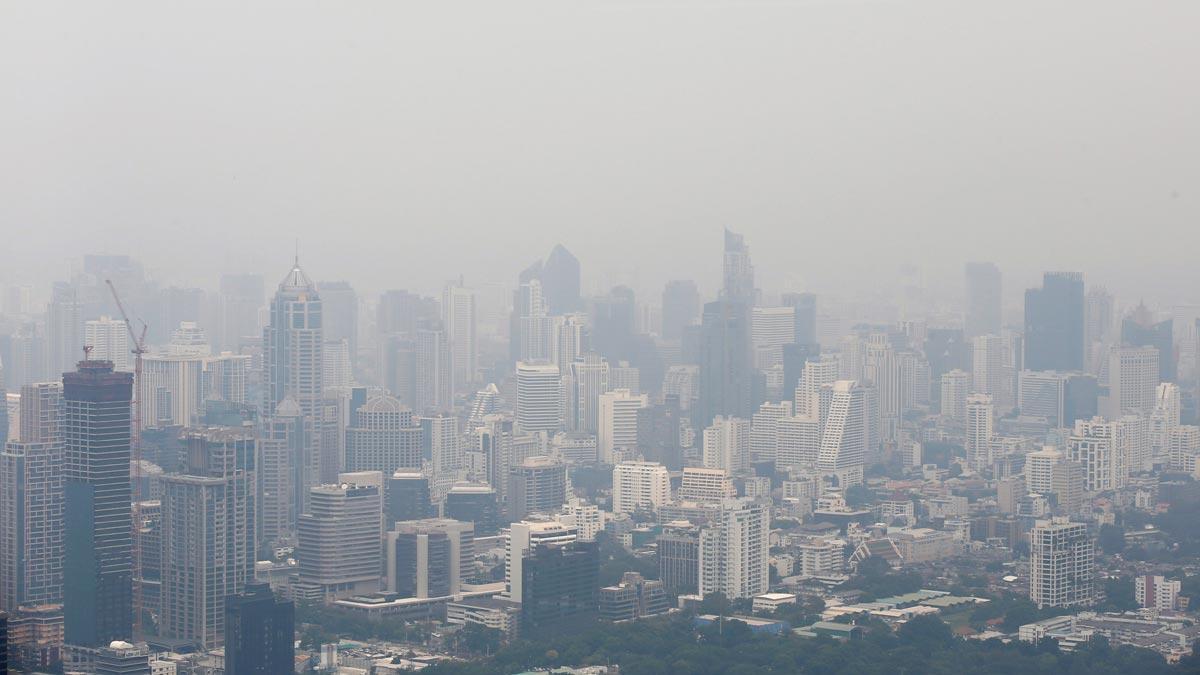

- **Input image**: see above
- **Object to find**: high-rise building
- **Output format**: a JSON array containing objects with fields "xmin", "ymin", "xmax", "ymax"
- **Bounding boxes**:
[
  {"xmin": 541, "ymin": 244, "xmax": 581, "ymax": 315},
  {"xmin": 257, "ymin": 401, "xmax": 304, "ymax": 547},
  {"xmin": 296, "ymin": 481, "xmax": 382, "ymax": 601},
  {"xmin": 817, "ymin": 381, "xmax": 868, "ymax": 487},
  {"xmin": 384, "ymin": 472, "xmax": 432, "ymax": 527},
  {"xmin": 751, "ymin": 306, "xmax": 795, "ymax": 370},
  {"xmin": 46, "ymin": 283, "xmax": 81, "ymax": 380},
  {"xmin": 699, "ymin": 499, "xmax": 770, "ymax": 600},
  {"xmin": 1025, "ymin": 445, "xmax": 1063, "ymax": 495},
  {"xmin": 85, "ymin": 317, "xmax": 131, "ymax": 372},
  {"xmin": 699, "ymin": 299, "xmax": 753, "ymax": 428},
  {"xmin": 519, "ymin": 538, "xmax": 599, "ymax": 639},
  {"xmin": 966, "ymin": 394, "xmax": 994, "ymax": 472},
  {"xmin": 1104, "ymin": 345, "xmax": 1159, "ymax": 419},
  {"xmin": 749, "ymin": 401, "xmax": 791, "ymax": 464},
  {"xmin": 159, "ymin": 427, "xmax": 256, "ymax": 649},
  {"xmin": 316, "ymin": 281, "xmax": 358, "ymax": 373},
  {"xmin": 1066, "ymin": 417, "xmax": 1124, "ymax": 492},
  {"xmin": 940, "ymin": 369, "xmax": 970, "ymax": 422},
  {"xmin": 783, "ymin": 292, "xmax": 818, "ymax": 347},
  {"xmin": 444, "ymin": 483, "xmax": 500, "ymax": 536},
  {"xmin": 964, "ymin": 262, "xmax": 1002, "ymax": 338},
  {"xmin": 442, "ymin": 283, "xmax": 477, "ymax": 393},
  {"xmin": 507, "ymin": 456, "xmax": 567, "ymax": 522},
  {"xmin": 515, "ymin": 362, "xmax": 560, "ymax": 435},
  {"xmin": 566, "ymin": 353, "xmax": 608, "ymax": 434},
  {"xmin": 504, "ymin": 519, "xmax": 576, "ymax": 602},
  {"xmin": 385, "ymin": 518, "xmax": 473, "ymax": 598},
  {"xmin": 657, "ymin": 523, "xmax": 700, "ymax": 594},
  {"xmin": 971, "ymin": 334, "xmax": 1007, "ymax": 405},
  {"xmin": 262, "ymin": 261, "xmax": 323, "ymax": 516},
  {"xmin": 224, "ymin": 583, "xmax": 294, "ymax": 675},
  {"xmin": 0, "ymin": 383, "xmax": 64, "ymax": 612},
  {"xmin": 1029, "ymin": 517, "xmax": 1095, "ymax": 609},
  {"xmin": 344, "ymin": 395, "xmax": 422, "ymax": 474},
  {"xmin": 597, "ymin": 388, "xmax": 646, "ymax": 463},
  {"xmin": 611, "ymin": 461, "xmax": 669, "ymax": 515},
  {"xmin": 702, "ymin": 416, "xmax": 750, "ymax": 474},
  {"xmin": 775, "ymin": 413, "xmax": 822, "ymax": 471},
  {"xmin": 1121, "ymin": 304, "xmax": 1174, "ymax": 383},
  {"xmin": 1024, "ymin": 272, "xmax": 1085, "ymax": 372},
  {"xmin": 661, "ymin": 280, "xmax": 700, "ymax": 342},
  {"xmin": 62, "ymin": 360, "xmax": 133, "ymax": 648},
  {"xmin": 216, "ymin": 273, "xmax": 264, "ymax": 353},
  {"xmin": 1084, "ymin": 286, "xmax": 1114, "ymax": 362},
  {"xmin": 427, "ymin": 414, "xmax": 462, "ymax": 490},
  {"xmin": 415, "ymin": 328, "xmax": 452, "ymax": 413}
]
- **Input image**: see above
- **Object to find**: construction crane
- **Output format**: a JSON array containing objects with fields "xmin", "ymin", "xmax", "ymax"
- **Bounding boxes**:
[{"xmin": 106, "ymin": 279, "xmax": 148, "ymax": 637}]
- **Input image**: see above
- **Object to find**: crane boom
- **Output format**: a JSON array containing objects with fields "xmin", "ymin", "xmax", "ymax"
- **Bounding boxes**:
[{"xmin": 105, "ymin": 279, "xmax": 147, "ymax": 637}]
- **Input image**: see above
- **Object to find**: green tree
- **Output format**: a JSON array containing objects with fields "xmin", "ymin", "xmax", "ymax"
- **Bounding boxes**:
[{"xmin": 1099, "ymin": 524, "xmax": 1126, "ymax": 554}]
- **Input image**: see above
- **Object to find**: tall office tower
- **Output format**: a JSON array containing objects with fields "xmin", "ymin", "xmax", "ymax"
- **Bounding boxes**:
[
  {"xmin": 1116, "ymin": 414, "xmax": 1151, "ymax": 475},
  {"xmin": 1104, "ymin": 345, "xmax": 1159, "ymax": 419},
  {"xmin": 817, "ymin": 381, "xmax": 868, "ymax": 487},
  {"xmin": 611, "ymin": 461, "xmax": 669, "ymax": 515},
  {"xmin": 749, "ymin": 400, "xmax": 791, "ymax": 464},
  {"xmin": 965, "ymin": 394, "xmax": 995, "ymax": 472},
  {"xmin": 322, "ymin": 338, "xmax": 353, "ymax": 390},
  {"xmin": 1151, "ymin": 382, "xmax": 1182, "ymax": 458},
  {"xmin": 515, "ymin": 362, "xmax": 560, "ymax": 435},
  {"xmin": 4, "ymin": 324, "xmax": 46, "ymax": 390},
  {"xmin": 85, "ymin": 318, "xmax": 131, "ymax": 371},
  {"xmin": 551, "ymin": 313, "xmax": 586, "ymax": 373},
  {"xmin": 415, "ymin": 327, "xmax": 451, "ymax": 413},
  {"xmin": 441, "ymin": 283, "xmax": 477, "ymax": 393},
  {"xmin": 1018, "ymin": 371, "xmax": 1069, "ymax": 427},
  {"xmin": 504, "ymin": 519, "xmax": 577, "ymax": 602},
  {"xmin": 567, "ymin": 353, "xmax": 609, "ymax": 434},
  {"xmin": 257, "ymin": 401, "xmax": 304, "ymax": 547},
  {"xmin": 1084, "ymin": 286, "xmax": 1114, "ymax": 357},
  {"xmin": 863, "ymin": 342, "xmax": 903, "ymax": 439},
  {"xmin": 541, "ymin": 244, "xmax": 581, "ymax": 315},
  {"xmin": 1024, "ymin": 272, "xmax": 1085, "ymax": 372},
  {"xmin": 216, "ymin": 273, "xmax": 264, "ymax": 353},
  {"xmin": 478, "ymin": 415, "xmax": 515, "ymax": 503},
  {"xmin": 722, "ymin": 228, "xmax": 755, "ymax": 303},
  {"xmin": 940, "ymin": 369, "xmax": 970, "ymax": 422},
  {"xmin": 383, "ymin": 473, "xmax": 432, "ymax": 526},
  {"xmin": 0, "ymin": 385, "xmax": 64, "ymax": 611},
  {"xmin": 204, "ymin": 352, "xmax": 251, "ymax": 408},
  {"xmin": 93, "ymin": 640, "xmax": 151, "ymax": 674},
  {"xmin": 775, "ymin": 413, "xmax": 822, "ymax": 470},
  {"xmin": 296, "ymin": 481, "xmax": 382, "ymax": 601},
  {"xmin": 1051, "ymin": 460, "xmax": 1085, "ymax": 514},
  {"xmin": 597, "ymin": 388, "xmax": 646, "ymax": 463},
  {"xmin": 699, "ymin": 300, "xmax": 753, "ymax": 427},
  {"xmin": 428, "ymin": 414, "xmax": 462, "ymax": 482},
  {"xmin": 385, "ymin": 518, "xmax": 474, "ymax": 598},
  {"xmin": 703, "ymin": 416, "xmax": 750, "ymax": 474},
  {"xmin": 657, "ymin": 523, "xmax": 700, "ymax": 594},
  {"xmin": 662, "ymin": 280, "xmax": 700, "ymax": 341},
  {"xmin": 591, "ymin": 286, "xmax": 638, "ymax": 365},
  {"xmin": 972, "ymin": 334, "xmax": 1007, "ymax": 403},
  {"xmin": 159, "ymin": 428, "xmax": 256, "ymax": 649},
  {"xmin": 467, "ymin": 384, "xmax": 500, "ymax": 429},
  {"xmin": 794, "ymin": 354, "xmax": 839, "ymax": 421},
  {"xmin": 698, "ymin": 499, "xmax": 769, "ymax": 600},
  {"xmin": 1067, "ymin": 417, "xmax": 1124, "ymax": 492},
  {"xmin": 224, "ymin": 583, "xmax": 294, "ymax": 675},
  {"xmin": 62, "ymin": 360, "xmax": 133, "ymax": 647},
  {"xmin": 377, "ymin": 289, "xmax": 436, "ymax": 337},
  {"xmin": 140, "ymin": 350, "xmax": 205, "ymax": 430},
  {"xmin": 512, "ymin": 280, "xmax": 553, "ymax": 363},
  {"xmin": 316, "ymin": 281, "xmax": 358, "ymax": 368},
  {"xmin": 47, "ymin": 283, "xmax": 81, "ymax": 380},
  {"xmin": 609, "ymin": 362, "xmax": 640, "ymax": 395},
  {"xmin": 344, "ymin": 395, "xmax": 421, "ymax": 474},
  {"xmin": 1029, "ymin": 517, "xmax": 1095, "ymax": 609},
  {"xmin": 964, "ymin": 262, "xmax": 1002, "ymax": 338},
  {"xmin": 444, "ymin": 483, "xmax": 500, "ymax": 536},
  {"xmin": 262, "ymin": 260, "xmax": 323, "ymax": 517},
  {"xmin": 508, "ymin": 456, "xmax": 567, "ymax": 521},
  {"xmin": 518, "ymin": 537, "xmax": 599, "ymax": 639},
  {"xmin": 780, "ymin": 342, "xmax": 820, "ymax": 405},
  {"xmin": 1121, "ymin": 304, "xmax": 1174, "ymax": 382},
  {"xmin": 751, "ymin": 306, "xmax": 795, "ymax": 370},
  {"xmin": 782, "ymin": 292, "xmax": 818, "ymax": 347}
]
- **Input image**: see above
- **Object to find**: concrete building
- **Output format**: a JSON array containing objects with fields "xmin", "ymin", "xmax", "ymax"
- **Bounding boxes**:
[
  {"xmin": 749, "ymin": 401, "xmax": 791, "ymax": 464},
  {"xmin": 966, "ymin": 394, "xmax": 995, "ymax": 472},
  {"xmin": 611, "ymin": 461, "xmax": 669, "ymax": 515},
  {"xmin": 344, "ymin": 395, "xmax": 422, "ymax": 474},
  {"xmin": 703, "ymin": 416, "xmax": 750, "ymax": 474},
  {"xmin": 1067, "ymin": 417, "xmax": 1124, "ymax": 492},
  {"xmin": 385, "ymin": 518, "xmax": 474, "ymax": 599},
  {"xmin": 224, "ymin": 583, "xmax": 295, "ymax": 675},
  {"xmin": 515, "ymin": 362, "xmax": 561, "ymax": 435},
  {"xmin": 1104, "ymin": 346, "xmax": 1160, "ymax": 419},
  {"xmin": 940, "ymin": 369, "xmax": 970, "ymax": 422},
  {"xmin": 1135, "ymin": 575, "xmax": 1180, "ymax": 611},
  {"xmin": 599, "ymin": 572, "xmax": 668, "ymax": 621},
  {"xmin": 296, "ymin": 481, "xmax": 382, "ymax": 601},
  {"xmin": 1029, "ymin": 517, "xmax": 1095, "ymax": 609},
  {"xmin": 597, "ymin": 388, "xmax": 647, "ymax": 463},
  {"xmin": 698, "ymin": 499, "xmax": 770, "ymax": 600},
  {"xmin": 817, "ymin": 381, "xmax": 868, "ymax": 487},
  {"xmin": 507, "ymin": 456, "xmax": 567, "ymax": 522}
]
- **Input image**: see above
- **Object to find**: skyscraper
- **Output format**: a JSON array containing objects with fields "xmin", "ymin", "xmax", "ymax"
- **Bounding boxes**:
[
  {"xmin": 344, "ymin": 395, "xmax": 422, "ymax": 474},
  {"xmin": 63, "ymin": 360, "xmax": 134, "ymax": 647},
  {"xmin": 782, "ymin": 292, "xmax": 818, "ymax": 347},
  {"xmin": 1121, "ymin": 304, "xmax": 1174, "ymax": 382},
  {"xmin": 296, "ymin": 481, "xmax": 383, "ymax": 601},
  {"xmin": 216, "ymin": 273, "xmax": 264, "ymax": 353},
  {"xmin": 515, "ymin": 362, "xmax": 560, "ymax": 435},
  {"xmin": 702, "ymin": 416, "xmax": 750, "ymax": 474},
  {"xmin": 507, "ymin": 456, "xmax": 567, "ymax": 522},
  {"xmin": 964, "ymin": 262, "xmax": 1002, "ymax": 338},
  {"xmin": 316, "ymin": 280, "xmax": 358, "ymax": 372},
  {"xmin": 1104, "ymin": 345, "xmax": 1159, "ymax": 419},
  {"xmin": 940, "ymin": 369, "xmax": 970, "ymax": 422},
  {"xmin": 661, "ymin": 280, "xmax": 700, "ymax": 341},
  {"xmin": 262, "ymin": 260, "xmax": 323, "ymax": 516},
  {"xmin": 0, "ymin": 383, "xmax": 64, "ymax": 611},
  {"xmin": 46, "ymin": 283, "xmax": 81, "ymax": 380},
  {"xmin": 817, "ymin": 380, "xmax": 868, "ymax": 487},
  {"xmin": 84, "ymin": 318, "xmax": 131, "ymax": 372},
  {"xmin": 442, "ymin": 282, "xmax": 477, "ymax": 394},
  {"xmin": 1066, "ymin": 417, "xmax": 1124, "ymax": 492},
  {"xmin": 541, "ymin": 244, "xmax": 581, "ymax": 315},
  {"xmin": 698, "ymin": 499, "xmax": 769, "ymax": 600},
  {"xmin": 1024, "ymin": 272, "xmax": 1085, "ymax": 372},
  {"xmin": 386, "ymin": 519, "xmax": 474, "ymax": 598},
  {"xmin": 966, "ymin": 394, "xmax": 995, "ymax": 472},
  {"xmin": 611, "ymin": 461, "xmax": 669, "ymax": 515},
  {"xmin": 159, "ymin": 427, "xmax": 256, "ymax": 649},
  {"xmin": 224, "ymin": 583, "xmax": 295, "ymax": 675},
  {"xmin": 597, "ymin": 388, "xmax": 646, "ymax": 463},
  {"xmin": 1029, "ymin": 517, "xmax": 1095, "ymax": 609},
  {"xmin": 699, "ymin": 300, "xmax": 753, "ymax": 427}
]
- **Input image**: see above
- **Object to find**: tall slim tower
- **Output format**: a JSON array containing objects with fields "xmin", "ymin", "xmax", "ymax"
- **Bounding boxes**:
[
  {"xmin": 964, "ymin": 262, "xmax": 1002, "ymax": 338},
  {"xmin": 442, "ymin": 283, "xmax": 477, "ymax": 394},
  {"xmin": 63, "ymin": 360, "xmax": 134, "ymax": 647},
  {"xmin": 262, "ymin": 260, "xmax": 323, "ymax": 515},
  {"xmin": 1024, "ymin": 272, "xmax": 1085, "ymax": 372},
  {"xmin": 1029, "ymin": 517, "xmax": 1095, "ymax": 608},
  {"xmin": 817, "ymin": 380, "xmax": 867, "ymax": 487}
]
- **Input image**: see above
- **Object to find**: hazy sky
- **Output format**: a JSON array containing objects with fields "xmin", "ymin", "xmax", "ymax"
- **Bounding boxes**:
[{"xmin": 3, "ymin": 0, "xmax": 1198, "ymax": 305}]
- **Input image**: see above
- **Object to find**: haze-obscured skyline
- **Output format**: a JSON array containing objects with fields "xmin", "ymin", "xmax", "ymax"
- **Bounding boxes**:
[{"xmin": 3, "ymin": 0, "xmax": 1198, "ymax": 303}]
